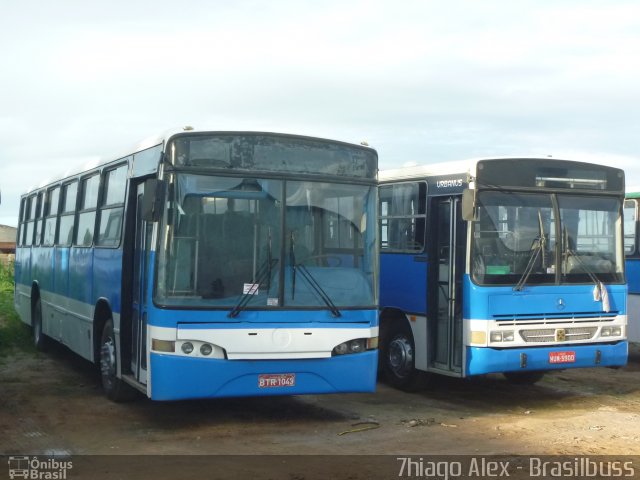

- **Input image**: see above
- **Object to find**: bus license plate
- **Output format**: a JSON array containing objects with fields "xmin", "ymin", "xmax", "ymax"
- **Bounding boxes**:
[
  {"xmin": 258, "ymin": 373, "xmax": 296, "ymax": 388},
  {"xmin": 549, "ymin": 351, "xmax": 576, "ymax": 364}
]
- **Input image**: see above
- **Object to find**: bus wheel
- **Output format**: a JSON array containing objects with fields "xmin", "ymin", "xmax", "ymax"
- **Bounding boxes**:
[
  {"xmin": 100, "ymin": 319, "xmax": 137, "ymax": 402},
  {"xmin": 503, "ymin": 371, "xmax": 545, "ymax": 385},
  {"xmin": 32, "ymin": 298, "xmax": 49, "ymax": 351},
  {"xmin": 382, "ymin": 322, "xmax": 423, "ymax": 391}
]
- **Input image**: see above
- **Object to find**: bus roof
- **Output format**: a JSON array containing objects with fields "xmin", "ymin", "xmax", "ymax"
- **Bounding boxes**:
[
  {"xmin": 379, "ymin": 156, "xmax": 623, "ymax": 184},
  {"xmin": 25, "ymin": 128, "xmax": 375, "ymax": 194}
]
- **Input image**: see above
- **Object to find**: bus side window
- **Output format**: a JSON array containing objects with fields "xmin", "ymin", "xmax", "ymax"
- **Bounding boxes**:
[
  {"xmin": 34, "ymin": 191, "xmax": 45, "ymax": 246},
  {"xmin": 379, "ymin": 182, "xmax": 426, "ymax": 252},
  {"xmin": 24, "ymin": 194, "xmax": 37, "ymax": 246},
  {"xmin": 624, "ymin": 199, "xmax": 637, "ymax": 256},
  {"xmin": 96, "ymin": 164, "xmax": 127, "ymax": 247},
  {"xmin": 16, "ymin": 198, "xmax": 26, "ymax": 247},
  {"xmin": 57, "ymin": 181, "xmax": 78, "ymax": 247},
  {"xmin": 43, "ymin": 186, "xmax": 60, "ymax": 246},
  {"xmin": 76, "ymin": 173, "xmax": 100, "ymax": 246}
]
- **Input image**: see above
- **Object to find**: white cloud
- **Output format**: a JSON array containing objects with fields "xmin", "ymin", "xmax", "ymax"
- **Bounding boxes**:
[{"xmin": 1, "ymin": 0, "xmax": 639, "ymax": 225}]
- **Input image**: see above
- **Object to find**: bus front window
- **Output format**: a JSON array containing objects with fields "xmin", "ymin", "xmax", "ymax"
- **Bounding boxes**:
[
  {"xmin": 156, "ymin": 174, "xmax": 377, "ymax": 309},
  {"xmin": 472, "ymin": 191, "xmax": 556, "ymax": 286},
  {"xmin": 558, "ymin": 195, "xmax": 623, "ymax": 283},
  {"xmin": 471, "ymin": 191, "xmax": 623, "ymax": 286}
]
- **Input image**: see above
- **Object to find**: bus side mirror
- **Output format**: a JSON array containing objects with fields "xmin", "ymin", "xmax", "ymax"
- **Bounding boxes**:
[
  {"xmin": 462, "ymin": 189, "xmax": 476, "ymax": 221},
  {"xmin": 141, "ymin": 179, "xmax": 165, "ymax": 222}
]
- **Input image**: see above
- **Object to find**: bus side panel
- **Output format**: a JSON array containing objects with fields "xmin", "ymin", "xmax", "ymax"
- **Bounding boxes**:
[
  {"xmin": 379, "ymin": 253, "xmax": 427, "ymax": 314},
  {"xmin": 32, "ymin": 246, "xmax": 55, "ymax": 335},
  {"xmin": 93, "ymin": 248, "xmax": 123, "ymax": 314},
  {"xmin": 52, "ymin": 248, "xmax": 70, "ymax": 342},
  {"xmin": 628, "ymin": 293, "xmax": 640, "ymax": 343},
  {"xmin": 66, "ymin": 247, "xmax": 94, "ymax": 360},
  {"xmin": 13, "ymin": 246, "xmax": 31, "ymax": 324},
  {"xmin": 627, "ymin": 258, "xmax": 640, "ymax": 294}
]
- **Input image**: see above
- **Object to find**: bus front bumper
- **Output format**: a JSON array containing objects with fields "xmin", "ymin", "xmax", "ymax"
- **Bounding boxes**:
[
  {"xmin": 466, "ymin": 341, "xmax": 628, "ymax": 376},
  {"xmin": 148, "ymin": 350, "xmax": 378, "ymax": 400}
]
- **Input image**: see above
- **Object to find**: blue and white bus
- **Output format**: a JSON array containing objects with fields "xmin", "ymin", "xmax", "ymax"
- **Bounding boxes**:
[
  {"xmin": 14, "ymin": 129, "xmax": 379, "ymax": 401},
  {"xmin": 378, "ymin": 157, "xmax": 627, "ymax": 389},
  {"xmin": 624, "ymin": 191, "xmax": 640, "ymax": 343}
]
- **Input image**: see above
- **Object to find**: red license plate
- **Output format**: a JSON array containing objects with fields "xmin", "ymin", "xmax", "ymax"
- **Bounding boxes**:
[
  {"xmin": 549, "ymin": 351, "xmax": 576, "ymax": 364},
  {"xmin": 258, "ymin": 373, "xmax": 296, "ymax": 388}
]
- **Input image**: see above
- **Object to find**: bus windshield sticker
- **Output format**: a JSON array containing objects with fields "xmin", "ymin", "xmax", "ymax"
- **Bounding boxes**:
[{"xmin": 243, "ymin": 283, "xmax": 259, "ymax": 295}]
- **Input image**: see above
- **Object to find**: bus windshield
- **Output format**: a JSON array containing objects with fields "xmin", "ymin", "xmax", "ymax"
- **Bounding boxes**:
[
  {"xmin": 156, "ymin": 173, "xmax": 377, "ymax": 310},
  {"xmin": 471, "ymin": 191, "xmax": 623, "ymax": 286}
]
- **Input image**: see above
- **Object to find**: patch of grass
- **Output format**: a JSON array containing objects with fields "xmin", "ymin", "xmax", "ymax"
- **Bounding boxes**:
[{"xmin": 0, "ymin": 262, "xmax": 34, "ymax": 355}]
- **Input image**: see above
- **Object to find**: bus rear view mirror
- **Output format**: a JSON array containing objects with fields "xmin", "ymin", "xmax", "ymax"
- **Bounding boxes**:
[
  {"xmin": 142, "ymin": 179, "xmax": 165, "ymax": 222},
  {"xmin": 462, "ymin": 189, "xmax": 476, "ymax": 221}
]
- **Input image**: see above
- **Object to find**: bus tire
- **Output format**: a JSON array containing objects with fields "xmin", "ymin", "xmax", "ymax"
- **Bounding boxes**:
[
  {"xmin": 32, "ymin": 298, "xmax": 49, "ymax": 351},
  {"xmin": 381, "ymin": 321, "xmax": 424, "ymax": 392},
  {"xmin": 100, "ymin": 319, "xmax": 138, "ymax": 402},
  {"xmin": 503, "ymin": 371, "xmax": 545, "ymax": 385}
]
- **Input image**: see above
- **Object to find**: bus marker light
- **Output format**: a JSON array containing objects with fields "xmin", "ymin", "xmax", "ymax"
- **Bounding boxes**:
[
  {"xmin": 151, "ymin": 339, "xmax": 175, "ymax": 353},
  {"xmin": 367, "ymin": 337, "xmax": 378, "ymax": 350},
  {"xmin": 470, "ymin": 331, "xmax": 486, "ymax": 344},
  {"xmin": 181, "ymin": 342, "xmax": 194, "ymax": 354}
]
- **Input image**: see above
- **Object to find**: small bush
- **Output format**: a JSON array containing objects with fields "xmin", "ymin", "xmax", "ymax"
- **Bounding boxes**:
[{"xmin": 0, "ymin": 262, "xmax": 33, "ymax": 355}]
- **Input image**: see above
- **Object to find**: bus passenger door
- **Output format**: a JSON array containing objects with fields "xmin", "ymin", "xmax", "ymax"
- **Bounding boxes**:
[
  {"xmin": 429, "ymin": 196, "xmax": 465, "ymax": 375},
  {"xmin": 131, "ymin": 183, "xmax": 152, "ymax": 385}
]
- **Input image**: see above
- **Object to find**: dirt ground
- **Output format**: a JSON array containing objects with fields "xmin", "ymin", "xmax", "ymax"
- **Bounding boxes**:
[{"xmin": 1, "ymin": 342, "xmax": 639, "ymax": 478}]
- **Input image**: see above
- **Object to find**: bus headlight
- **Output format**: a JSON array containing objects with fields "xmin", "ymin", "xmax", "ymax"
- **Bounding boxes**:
[
  {"xmin": 200, "ymin": 343, "xmax": 213, "ymax": 356},
  {"xmin": 490, "ymin": 331, "xmax": 514, "ymax": 343},
  {"xmin": 332, "ymin": 338, "xmax": 376, "ymax": 356},
  {"xmin": 181, "ymin": 342, "xmax": 194, "ymax": 354},
  {"xmin": 601, "ymin": 326, "xmax": 622, "ymax": 338}
]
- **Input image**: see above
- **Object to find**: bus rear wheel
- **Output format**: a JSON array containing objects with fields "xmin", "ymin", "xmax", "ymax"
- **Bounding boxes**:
[
  {"xmin": 503, "ymin": 371, "xmax": 545, "ymax": 385},
  {"xmin": 100, "ymin": 319, "xmax": 137, "ymax": 402},
  {"xmin": 32, "ymin": 298, "xmax": 49, "ymax": 351},
  {"xmin": 382, "ymin": 322, "xmax": 424, "ymax": 392}
]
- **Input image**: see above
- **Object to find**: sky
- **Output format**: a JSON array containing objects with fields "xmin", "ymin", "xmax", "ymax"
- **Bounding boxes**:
[{"xmin": 1, "ymin": 0, "xmax": 639, "ymax": 227}]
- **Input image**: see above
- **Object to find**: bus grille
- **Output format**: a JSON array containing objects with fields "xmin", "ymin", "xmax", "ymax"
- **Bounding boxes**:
[
  {"xmin": 519, "ymin": 327, "xmax": 598, "ymax": 343},
  {"xmin": 495, "ymin": 312, "xmax": 618, "ymax": 327}
]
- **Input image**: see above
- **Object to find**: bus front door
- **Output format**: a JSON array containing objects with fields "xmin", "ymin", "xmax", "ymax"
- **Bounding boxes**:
[
  {"xmin": 131, "ymin": 183, "xmax": 152, "ymax": 385},
  {"xmin": 429, "ymin": 196, "xmax": 465, "ymax": 375}
]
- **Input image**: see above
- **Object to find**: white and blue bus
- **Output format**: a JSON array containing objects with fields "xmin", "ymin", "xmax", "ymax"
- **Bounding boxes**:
[
  {"xmin": 378, "ymin": 157, "xmax": 627, "ymax": 389},
  {"xmin": 624, "ymin": 191, "xmax": 640, "ymax": 343},
  {"xmin": 14, "ymin": 129, "xmax": 379, "ymax": 401}
]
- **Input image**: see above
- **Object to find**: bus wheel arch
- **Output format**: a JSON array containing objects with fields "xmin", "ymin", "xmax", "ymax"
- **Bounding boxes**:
[
  {"xmin": 379, "ymin": 308, "xmax": 424, "ymax": 391},
  {"xmin": 94, "ymin": 304, "xmax": 137, "ymax": 402},
  {"xmin": 93, "ymin": 300, "xmax": 112, "ymax": 365},
  {"xmin": 31, "ymin": 283, "xmax": 48, "ymax": 351}
]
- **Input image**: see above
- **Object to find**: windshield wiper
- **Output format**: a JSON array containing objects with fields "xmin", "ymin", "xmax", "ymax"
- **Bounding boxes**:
[
  {"xmin": 288, "ymin": 231, "xmax": 341, "ymax": 317},
  {"xmin": 513, "ymin": 210, "xmax": 547, "ymax": 291},
  {"xmin": 562, "ymin": 226, "xmax": 602, "ymax": 285},
  {"xmin": 289, "ymin": 231, "xmax": 297, "ymax": 300},
  {"xmin": 227, "ymin": 257, "xmax": 279, "ymax": 318},
  {"xmin": 561, "ymin": 226, "xmax": 610, "ymax": 311},
  {"xmin": 295, "ymin": 264, "xmax": 342, "ymax": 317}
]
